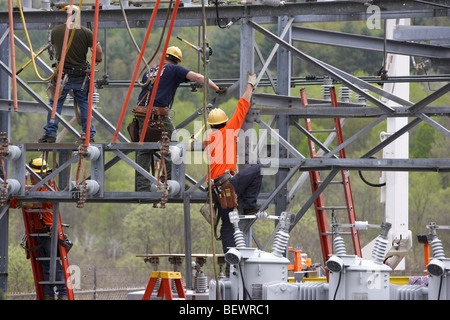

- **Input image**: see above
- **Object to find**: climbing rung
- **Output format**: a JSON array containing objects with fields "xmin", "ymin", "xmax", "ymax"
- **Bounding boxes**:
[
  {"xmin": 38, "ymin": 281, "xmax": 66, "ymax": 285},
  {"xmin": 24, "ymin": 209, "xmax": 53, "ymax": 213},
  {"xmin": 310, "ymin": 129, "xmax": 335, "ymax": 133},
  {"xmin": 322, "ymin": 231, "xmax": 352, "ymax": 236},
  {"xmin": 314, "ymin": 180, "xmax": 343, "ymax": 185},
  {"xmin": 313, "ymin": 155, "xmax": 340, "ymax": 159},
  {"xmin": 35, "ymin": 257, "xmax": 56, "ymax": 261},
  {"xmin": 305, "ymin": 103, "xmax": 332, "ymax": 107},
  {"xmin": 317, "ymin": 206, "xmax": 348, "ymax": 210}
]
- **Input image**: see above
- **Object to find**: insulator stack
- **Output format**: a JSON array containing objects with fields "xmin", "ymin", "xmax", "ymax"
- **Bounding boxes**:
[
  {"xmin": 372, "ymin": 236, "xmax": 389, "ymax": 265},
  {"xmin": 233, "ymin": 229, "xmax": 246, "ymax": 248},
  {"xmin": 272, "ymin": 230, "xmax": 290, "ymax": 257},
  {"xmin": 334, "ymin": 236, "xmax": 347, "ymax": 256},
  {"xmin": 431, "ymin": 237, "xmax": 445, "ymax": 259}
]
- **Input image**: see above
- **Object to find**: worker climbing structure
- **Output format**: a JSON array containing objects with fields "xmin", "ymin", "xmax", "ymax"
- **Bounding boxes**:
[{"xmin": 0, "ymin": 0, "xmax": 450, "ymax": 300}]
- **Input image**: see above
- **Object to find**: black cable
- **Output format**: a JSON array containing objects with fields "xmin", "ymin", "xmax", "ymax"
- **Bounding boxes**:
[
  {"xmin": 358, "ymin": 170, "xmax": 386, "ymax": 187},
  {"xmin": 358, "ymin": 157, "xmax": 386, "ymax": 188},
  {"xmin": 332, "ymin": 272, "xmax": 342, "ymax": 300},
  {"xmin": 238, "ymin": 263, "xmax": 252, "ymax": 300},
  {"xmin": 214, "ymin": 0, "xmax": 227, "ymax": 29},
  {"xmin": 438, "ymin": 275, "xmax": 443, "ymax": 300}
]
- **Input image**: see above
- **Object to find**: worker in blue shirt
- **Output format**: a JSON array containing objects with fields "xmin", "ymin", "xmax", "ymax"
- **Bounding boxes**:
[{"xmin": 133, "ymin": 46, "xmax": 226, "ymax": 192}]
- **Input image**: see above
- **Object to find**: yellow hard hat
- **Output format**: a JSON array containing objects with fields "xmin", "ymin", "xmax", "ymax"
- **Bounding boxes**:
[
  {"xmin": 61, "ymin": 5, "xmax": 80, "ymax": 12},
  {"xmin": 207, "ymin": 109, "xmax": 228, "ymax": 125},
  {"xmin": 29, "ymin": 158, "xmax": 49, "ymax": 173},
  {"xmin": 166, "ymin": 46, "xmax": 182, "ymax": 63}
]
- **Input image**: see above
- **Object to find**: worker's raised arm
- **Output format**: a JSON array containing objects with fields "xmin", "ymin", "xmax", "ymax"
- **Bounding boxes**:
[
  {"xmin": 242, "ymin": 72, "xmax": 256, "ymax": 102},
  {"xmin": 186, "ymin": 71, "xmax": 226, "ymax": 94}
]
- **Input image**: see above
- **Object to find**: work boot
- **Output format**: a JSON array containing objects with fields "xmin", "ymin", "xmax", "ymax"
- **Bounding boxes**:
[
  {"xmin": 243, "ymin": 206, "xmax": 260, "ymax": 215},
  {"xmin": 38, "ymin": 134, "xmax": 56, "ymax": 143}
]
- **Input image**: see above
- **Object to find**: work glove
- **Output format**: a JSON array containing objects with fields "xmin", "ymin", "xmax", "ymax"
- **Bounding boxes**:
[
  {"xmin": 247, "ymin": 72, "xmax": 257, "ymax": 87},
  {"xmin": 189, "ymin": 135, "xmax": 196, "ymax": 151},
  {"xmin": 216, "ymin": 86, "xmax": 228, "ymax": 95}
]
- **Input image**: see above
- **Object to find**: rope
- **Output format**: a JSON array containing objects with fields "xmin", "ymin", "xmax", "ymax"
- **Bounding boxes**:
[
  {"xmin": 119, "ymin": 0, "xmax": 174, "ymax": 87},
  {"xmin": 8, "ymin": 0, "xmax": 18, "ymax": 112},
  {"xmin": 201, "ymin": 0, "xmax": 222, "ymax": 301},
  {"xmin": 112, "ymin": 0, "xmax": 162, "ymax": 142},
  {"xmin": 49, "ymin": 0, "xmax": 77, "ymax": 124},
  {"xmin": 139, "ymin": 0, "xmax": 181, "ymax": 143},
  {"xmin": 84, "ymin": 0, "xmax": 100, "ymax": 146}
]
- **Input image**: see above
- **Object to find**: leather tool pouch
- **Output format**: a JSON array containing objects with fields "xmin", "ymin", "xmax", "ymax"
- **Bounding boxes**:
[
  {"xmin": 131, "ymin": 106, "xmax": 167, "ymax": 142},
  {"xmin": 216, "ymin": 181, "xmax": 238, "ymax": 209},
  {"xmin": 127, "ymin": 117, "xmax": 140, "ymax": 142},
  {"xmin": 145, "ymin": 119, "xmax": 164, "ymax": 142}
]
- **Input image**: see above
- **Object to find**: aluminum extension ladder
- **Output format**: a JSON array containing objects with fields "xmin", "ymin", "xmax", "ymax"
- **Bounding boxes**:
[{"xmin": 300, "ymin": 86, "xmax": 362, "ymax": 265}]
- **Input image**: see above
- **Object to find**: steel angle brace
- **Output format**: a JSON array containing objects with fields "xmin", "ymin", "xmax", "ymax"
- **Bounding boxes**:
[
  {"xmin": 319, "ymin": 114, "xmax": 388, "ymax": 160},
  {"xmin": 416, "ymin": 114, "xmax": 450, "ymax": 138},
  {"xmin": 289, "ymin": 168, "xmax": 340, "ymax": 232},
  {"xmin": 260, "ymin": 168, "xmax": 340, "ymax": 250},
  {"xmin": 256, "ymin": 118, "xmax": 305, "ymax": 159},
  {"xmin": 291, "ymin": 121, "xmax": 339, "ymax": 159},
  {"xmin": 254, "ymin": 17, "xmax": 294, "ymax": 90},
  {"xmin": 186, "ymin": 175, "xmax": 206, "ymax": 195},
  {"xmin": 111, "ymin": 149, "xmax": 158, "ymax": 185},
  {"xmin": 244, "ymin": 161, "xmax": 303, "ymax": 235},
  {"xmin": 361, "ymin": 84, "xmax": 450, "ymax": 158},
  {"xmin": 285, "ymin": 118, "xmax": 344, "ymax": 207},
  {"xmin": 326, "ymin": 83, "xmax": 450, "ymax": 159},
  {"xmin": 246, "ymin": 20, "xmax": 406, "ymax": 114},
  {"xmin": 27, "ymin": 154, "xmax": 79, "ymax": 193}
]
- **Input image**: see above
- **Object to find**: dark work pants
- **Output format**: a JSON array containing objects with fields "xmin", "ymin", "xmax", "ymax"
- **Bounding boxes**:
[
  {"xmin": 36, "ymin": 236, "xmax": 67, "ymax": 298},
  {"xmin": 213, "ymin": 164, "xmax": 263, "ymax": 254},
  {"xmin": 135, "ymin": 115, "xmax": 175, "ymax": 192}
]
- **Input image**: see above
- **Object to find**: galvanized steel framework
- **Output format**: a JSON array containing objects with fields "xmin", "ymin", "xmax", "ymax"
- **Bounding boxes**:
[{"xmin": 0, "ymin": 0, "xmax": 449, "ymax": 292}]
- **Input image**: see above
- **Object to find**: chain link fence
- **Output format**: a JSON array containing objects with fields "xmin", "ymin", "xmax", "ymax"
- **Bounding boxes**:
[{"xmin": 7, "ymin": 287, "xmax": 146, "ymax": 300}]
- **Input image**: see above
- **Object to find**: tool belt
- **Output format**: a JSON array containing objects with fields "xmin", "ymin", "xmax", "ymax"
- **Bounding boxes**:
[
  {"xmin": 213, "ymin": 170, "xmax": 238, "ymax": 209},
  {"xmin": 63, "ymin": 64, "xmax": 90, "ymax": 77},
  {"xmin": 132, "ymin": 105, "xmax": 169, "ymax": 117},
  {"xmin": 129, "ymin": 106, "xmax": 169, "ymax": 142}
]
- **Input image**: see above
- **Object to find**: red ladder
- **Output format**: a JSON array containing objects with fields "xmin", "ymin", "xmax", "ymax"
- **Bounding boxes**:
[
  {"xmin": 300, "ymin": 87, "xmax": 362, "ymax": 265},
  {"xmin": 22, "ymin": 205, "xmax": 74, "ymax": 300}
]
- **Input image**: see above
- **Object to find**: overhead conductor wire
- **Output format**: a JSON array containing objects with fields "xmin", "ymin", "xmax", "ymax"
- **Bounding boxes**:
[
  {"xmin": 112, "ymin": 0, "xmax": 162, "ymax": 142},
  {"xmin": 119, "ymin": 0, "xmax": 174, "ymax": 87},
  {"xmin": 201, "ymin": 0, "xmax": 221, "ymax": 300},
  {"xmin": 8, "ymin": 0, "xmax": 18, "ymax": 112}
]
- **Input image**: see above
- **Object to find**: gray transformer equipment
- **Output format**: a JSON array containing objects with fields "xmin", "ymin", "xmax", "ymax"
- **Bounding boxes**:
[
  {"xmin": 425, "ymin": 223, "xmax": 450, "ymax": 300},
  {"xmin": 210, "ymin": 211, "xmax": 294, "ymax": 300},
  {"xmin": 209, "ymin": 216, "xmax": 450, "ymax": 301},
  {"xmin": 327, "ymin": 222, "xmax": 392, "ymax": 300}
]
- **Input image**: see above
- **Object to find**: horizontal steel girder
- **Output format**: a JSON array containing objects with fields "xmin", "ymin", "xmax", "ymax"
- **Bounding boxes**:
[
  {"xmin": 291, "ymin": 26, "xmax": 450, "ymax": 59},
  {"xmin": 1, "ymin": 0, "xmax": 449, "ymax": 29}
]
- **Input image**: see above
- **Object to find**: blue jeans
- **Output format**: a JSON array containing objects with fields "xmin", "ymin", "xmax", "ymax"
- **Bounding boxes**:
[
  {"xmin": 213, "ymin": 164, "xmax": 263, "ymax": 254},
  {"xmin": 44, "ymin": 75, "xmax": 96, "ymax": 140},
  {"xmin": 36, "ymin": 236, "xmax": 67, "ymax": 298}
]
